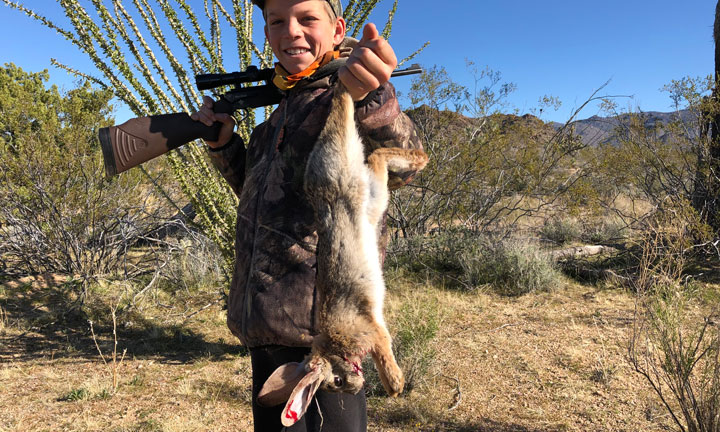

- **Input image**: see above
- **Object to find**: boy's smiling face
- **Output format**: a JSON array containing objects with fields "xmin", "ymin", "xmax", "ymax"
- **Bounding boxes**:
[{"xmin": 264, "ymin": 0, "xmax": 346, "ymax": 74}]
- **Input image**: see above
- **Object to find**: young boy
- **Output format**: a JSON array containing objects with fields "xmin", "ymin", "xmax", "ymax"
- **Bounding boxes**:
[{"xmin": 192, "ymin": 1, "xmax": 422, "ymax": 430}]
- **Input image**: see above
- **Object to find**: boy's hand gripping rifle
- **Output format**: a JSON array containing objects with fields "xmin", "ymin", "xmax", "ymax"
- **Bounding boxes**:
[{"xmin": 99, "ymin": 64, "xmax": 422, "ymax": 177}]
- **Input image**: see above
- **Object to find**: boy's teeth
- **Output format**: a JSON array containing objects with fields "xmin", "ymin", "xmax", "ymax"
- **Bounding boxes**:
[{"xmin": 286, "ymin": 48, "xmax": 309, "ymax": 55}]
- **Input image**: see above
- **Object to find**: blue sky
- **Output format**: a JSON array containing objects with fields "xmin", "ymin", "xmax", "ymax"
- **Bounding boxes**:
[{"xmin": 0, "ymin": 0, "xmax": 715, "ymax": 123}]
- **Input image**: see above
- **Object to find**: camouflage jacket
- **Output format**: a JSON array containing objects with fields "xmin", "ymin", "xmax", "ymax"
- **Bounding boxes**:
[{"xmin": 208, "ymin": 59, "xmax": 422, "ymax": 349}]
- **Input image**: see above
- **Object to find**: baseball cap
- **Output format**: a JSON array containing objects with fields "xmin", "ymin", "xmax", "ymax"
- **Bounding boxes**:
[{"xmin": 251, "ymin": 0, "xmax": 343, "ymax": 19}]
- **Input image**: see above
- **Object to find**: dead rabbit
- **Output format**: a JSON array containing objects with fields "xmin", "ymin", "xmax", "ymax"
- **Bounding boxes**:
[{"xmin": 257, "ymin": 82, "xmax": 428, "ymax": 426}]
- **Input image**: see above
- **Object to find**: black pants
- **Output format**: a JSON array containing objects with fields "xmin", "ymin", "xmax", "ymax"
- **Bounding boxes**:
[{"xmin": 250, "ymin": 345, "xmax": 367, "ymax": 432}]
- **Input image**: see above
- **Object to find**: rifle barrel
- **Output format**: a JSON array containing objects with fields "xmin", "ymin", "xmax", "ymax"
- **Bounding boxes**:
[{"xmin": 390, "ymin": 64, "xmax": 423, "ymax": 77}]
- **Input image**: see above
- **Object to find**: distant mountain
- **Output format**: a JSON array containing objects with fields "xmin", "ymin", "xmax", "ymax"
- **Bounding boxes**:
[
  {"xmin": 405, "ymin": 105, "xmax": 699, "ymax": 148},
  {"xmin": 549, "ymin": 110, "xmax": 697, "ymax": 146}
]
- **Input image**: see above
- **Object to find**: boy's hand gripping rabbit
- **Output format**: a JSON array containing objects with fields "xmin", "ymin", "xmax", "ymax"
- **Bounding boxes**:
[{"xmin": 258, "ymin": 82, "xmax": 428, "ymax": 426}]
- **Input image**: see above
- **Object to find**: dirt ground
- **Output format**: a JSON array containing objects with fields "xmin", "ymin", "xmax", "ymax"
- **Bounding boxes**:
[{"xmin": 0, "ymin": 273, "xmax": 678, "ymax": 432}]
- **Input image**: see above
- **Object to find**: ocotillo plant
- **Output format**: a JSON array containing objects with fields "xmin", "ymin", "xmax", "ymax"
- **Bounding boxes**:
[{"xmin": 3, "ymin": 0, "xmax": 424, "ymax": 273}]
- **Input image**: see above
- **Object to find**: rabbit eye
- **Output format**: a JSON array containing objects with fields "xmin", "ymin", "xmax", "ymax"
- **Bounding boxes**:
[{"xmin": 334, "ymin": 376, "xmax": 344, "ymax": 387}]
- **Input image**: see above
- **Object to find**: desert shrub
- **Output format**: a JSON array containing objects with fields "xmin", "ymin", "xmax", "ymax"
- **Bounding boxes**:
[
  {"xmin": 385, "ymin": 227, "xmax": 479, "ymax": 287},
  {"xmin": 364, "ymin": 296, "xmax": 441, "ymax": 396},
  {"xmin": 460, "ymin": 237, "xmax": 562, "ymax": 296},
  {"xmin": 386, "ymin": 228, "xmax": 461, "ymax": 272},
  {"xmin": 0, "ymin": 64, "xmax": 142, "ymax": 277},
  {"xmin": 540, "ymin": 217, "xmax": 583, "ymax": 245},
  {"xmin": 390, "ymin": 64, "xmax": 588, "ymax": 237},
  {"xmin": 587, "ymin": 76, "xmax": 720, "ymax": 240},
  {"xmin": 392, "ymin": 299, "xmax": 441, "ymax": 392},
  {"xmin": 0, "ymin": 64, "xmax": 180, "ymax": 305},
  {"xmin": 582, "ymin": 217, "xmax": 629, "ymax": 244},
  {"xmin": 79, "ymin": 225, "xmax": 227, "ymax": 328},
  {"xmin": 153, "ymin": 229, "xmax": 225, "ymax": 296},
  {"xmin": 59, "ymin": 388, "xmax": 90, "ymax": 402},
  {"xmin": 387, "ymin": 230, "xmax": 562, "ymax": 295},
  {"xmin": 629, "ymin": 206, "xmax": 720, "ymax": 432},
  {"xmin": 631, "ymin": 283, "xmax": 720, "ymax": 432}
]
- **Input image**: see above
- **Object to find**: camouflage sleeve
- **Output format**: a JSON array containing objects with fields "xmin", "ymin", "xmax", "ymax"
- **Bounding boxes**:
[
  {"xmin": 206, "ymin": 132, "xmax": 246, "ymax": 197},
  {"xmin": 354, "ymin": 82, "xmax": 424, "ymax": 190}
]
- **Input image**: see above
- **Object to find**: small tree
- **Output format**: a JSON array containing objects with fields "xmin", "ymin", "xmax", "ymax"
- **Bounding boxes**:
[
  {"xmin": 391, "ymin": 64, "xmax": 588, "ymax": 237},
  {"xmin": 586, "ymin": 75, "xmax": 719, "ymax": 260},
  {"xmin": 0, "ymin": 63, "xmax": 169, "ymax": 301}
]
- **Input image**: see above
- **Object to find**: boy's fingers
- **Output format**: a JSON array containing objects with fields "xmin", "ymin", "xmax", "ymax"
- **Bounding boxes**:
[
  {"xmin": 191, "ymin": 96, "xmax": 222, "ymax": 126},
  {"xmin": 356, "ymin": 26, "xmax": 397, "ymax": 69},
  {"xmin": 215, "ymin": 114, "xmax": 236, "ymax": 146},
  {"xmin": 358, "ymin": 38, "xmax": 397, "ymax": 69},
  {"xmin": 359, "ymin": 22, "xmax": 379, "ymax": 44},
  {"xmin": 342, "ymin": 22, "xmax": 398, "ymax": 99},
  {"xmin": 353, "ymin": 41, "xmax": 397, "ymax": 74},
  {"xmin": 215, "ymin": 113, "xmax": 236, "ymax": 126},
  {"xmin": 192, "ymin": 108, "xmax": 215, "ymax": 126},
  {"xmin": 203, "ymin": 95, "xmax": 215, "ymax": 106},
  {"xmin": 191, "ymin": 113, "xmax": 201, "ymax": 123},
  {"xmin": 346, "ymin": 48, "xmax": 388, "ymax": 84},
  {"xmin": 342, "ymin": 59, "xmax": 380, "ymax": 94},
  {"xmin": 202, "ymin": 116, "xmax": 214, "ymax": 127},
  {"xmin": 199, "ymin": 108, "xmax": 235, "ymax": 149},
  {"xmin": 338, "ymin": 66, "xmax": 373, "ymax": 100}
]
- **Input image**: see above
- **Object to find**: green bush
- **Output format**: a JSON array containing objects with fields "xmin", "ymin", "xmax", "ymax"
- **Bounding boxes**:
[
  {"xmin": 0, "ymin": 65, "xmax": 164, "ymax": 281},
  {"xmin": 386, "ymin": 227, "xmax": 480, "ymax": 281},
  {"xmin": 582, "ymin": 218, "xmax": 628, "ymax": 244},
  {"xmin": 154, "ymin": 232, "xmax": 225, "ymax": 295},
  {"xmin": 0, "ymin": 64, "xmax": 180, "ymax": 307},
  {"xmin": 460, "ymin": 237, "xmax": 562, "ymax": 296},
  {"xmin": 540, "ymin": 217, "xmax": 583, "ymax": 245},
  {"xmin": 364, "ymin": 296, "xmax": 441, "ymax": 396},
  {"xmin": 60, "ymin": 388, "xmax": 90, "ymax": 402},
  {"xmin": 629, "ymin": 210, "xmax": 720, "ymax": 432},
  {"xmin": 388, "ymin": 230, "xmax": 562, "ymax": 296},
  {"xmin": 631, "ymin": 283, "xmax": 720, "ymax": 432},
  {"xmin": 393, "ymin": 299, "xmax": 441, "ymax": 393}
]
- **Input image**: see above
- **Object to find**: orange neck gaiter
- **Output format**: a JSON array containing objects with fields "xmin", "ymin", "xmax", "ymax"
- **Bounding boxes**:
[{"xmin": 273, "ymin": 50, "xmax": 340, "ymax": 90}]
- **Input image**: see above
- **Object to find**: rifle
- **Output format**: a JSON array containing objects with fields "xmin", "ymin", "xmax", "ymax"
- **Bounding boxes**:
[{"xmin": 99, "ymin": 63, "xmax": 423, "ymax": 177}]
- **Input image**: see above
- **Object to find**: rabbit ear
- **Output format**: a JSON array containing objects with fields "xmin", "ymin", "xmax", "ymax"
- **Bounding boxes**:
[
  {"xmin": 280, "ymin": 362, "xmax": 325, "ymax": 427},
  {"xmin": 257, "ymin": 361, "xmax": 307, "ymax": 407}
]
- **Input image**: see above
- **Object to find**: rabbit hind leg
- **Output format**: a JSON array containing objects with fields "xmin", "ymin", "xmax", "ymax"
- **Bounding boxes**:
[
  {"xmin": 366, "ymin": 148, "xmax": 429, "ymax": 186},
  {"xmin": 365, "ymin": 148, "xmax": 429, "ymax": 224}
]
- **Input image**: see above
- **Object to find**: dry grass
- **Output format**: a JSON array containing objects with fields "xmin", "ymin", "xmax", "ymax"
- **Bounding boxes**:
[
  {"xmin": 0, "ymin": 305, "xmax": 7, "ymax": 333},
  {"xmin": 372, "ymin": 274, "xmax": 677, "ymax": 432},
  {"xmin": 0, "ymin": 272, "xmax": 691, "ymax": 431}
]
